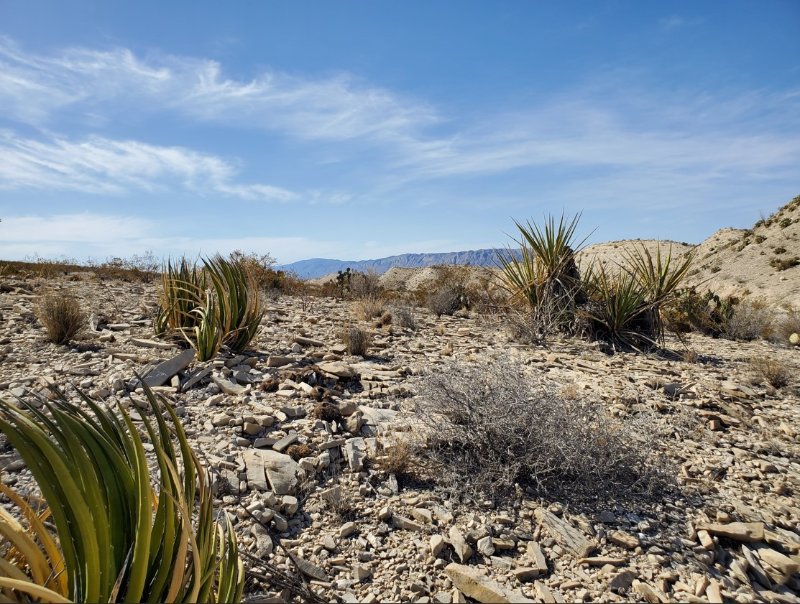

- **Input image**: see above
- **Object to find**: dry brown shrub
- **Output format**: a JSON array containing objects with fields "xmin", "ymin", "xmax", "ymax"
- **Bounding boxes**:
[
  {"xmin": 415, "ymin": 362, "xmax": 670, "ymax": 504},
  {"xmin": 373, "ymin": 440, "xmax": 414, "ymax": 477},
  {"xmin": 749, "ymin": 356, "xmax": 790, "ymax": 388},
  {"xmin": 286, "ymin": 443, "xmax": 313, "ymax": 461},
  {"xmin": 310, "ymin": 402, "xmax": 343, "ymax": 423},
  {"xmin": 36, "ymin": 293, "xmax": 85, "ymax": 344},
  {"xmin": 339, "ymin": 326, "xmax": 371, "ymax": 356},
  {"xmin": 354, "ymin": 296, "xmax": 385, "ymax": 321}
]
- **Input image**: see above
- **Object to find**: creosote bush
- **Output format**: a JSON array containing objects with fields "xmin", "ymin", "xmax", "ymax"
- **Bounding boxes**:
[
  {"xmin": 415, "ymin": 362, "xmax": 669, "ymax": 503},
  {"xmin": 425, "ymin": 265, "xmax": 473, "ymax": 317},
  {"xmin": 36, "ymin": 293, "xmax": 85, "ymax": 344}
]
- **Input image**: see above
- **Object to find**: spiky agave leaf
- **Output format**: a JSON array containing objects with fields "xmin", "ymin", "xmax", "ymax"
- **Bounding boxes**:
[
  {"xmin": 623, "ymin": 242, "xmax": 696, "ymax": 305},
  {"xmin": 0, "ymin": 383, "xmax": 244, "ymax": 603},
  {"xmin": 204, "ymin": 255, "xmax": 264, "ymax": 352}
]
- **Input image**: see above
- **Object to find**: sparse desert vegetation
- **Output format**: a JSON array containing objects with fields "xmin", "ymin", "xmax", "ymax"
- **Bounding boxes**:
[{"xmin": 1, "ymin": 205, "xmax": 800, "ymax": 603}]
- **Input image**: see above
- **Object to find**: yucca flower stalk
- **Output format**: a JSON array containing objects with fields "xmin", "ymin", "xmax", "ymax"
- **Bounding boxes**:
[{"xmin": 0, "ymin": 383, "xmax": 244, "ymax": 603}]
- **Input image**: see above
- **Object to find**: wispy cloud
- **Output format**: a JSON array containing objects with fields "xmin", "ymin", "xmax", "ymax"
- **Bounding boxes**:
[
  {"xmin": 0, "ymin": 36, "xmax": 798, "ymax": 218},
  {"xmin": 0, "ymin": 130, "xmax": 296, "ymax": 201},
  {"xmin": 0, "ymin": 36, "xmax": 438, "ymax": 143}
]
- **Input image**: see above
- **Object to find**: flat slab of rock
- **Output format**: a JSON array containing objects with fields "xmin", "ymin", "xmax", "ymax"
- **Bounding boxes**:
[
  {"xmin": 180, "ymin": 366, "xmax": 212, "ymax": 391},
  {"xmin": 291, "ymin": 554, "xmax": 330, "ymax": 581},
  {"xmin": 242, "ymin": 449, "xmax": 299, "ymax": 495},
  {"xmin": 696, "ymin": 521, "xmax": 765, "ymax": 543},
  {"xmin": 266, "ymin": 355, "xmax": 294, "ymax": 368},
  {"xmin": 130, "ymin": 338, "xmax": 175, "ymax": 350},
  {"xmin": 534, "ymin": 509, "xmax": 596, "ymax": 558},
  {"xmin": 343, "ymin": 437, "xmax": 366, "ymax": 472},
  {"xmin": 212, "ymin": 375, "xmax": 246, "ymax": 396},
  {"xmin": 293, "ymin": 335, "xmax": 325, "ymax": 347},
  {"xmin": 317, "ymin": 361, "xmax": 358, "ymax": 379},
  {"xmin": 143, "ymin": 349, "xmax": 195, "ymax": 387},
  {"xmin": 445, "ymin": 563, "xmax": 533, "ymax": 603}
]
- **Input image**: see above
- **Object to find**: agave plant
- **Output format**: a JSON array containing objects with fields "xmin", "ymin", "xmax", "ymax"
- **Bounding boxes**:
[
  {"xmin": 204, "ymin": 255, "xmax": 264, "ymax": 352},
  {"xmin": 156, "ymin": 255, "xmax": 263, "ymax": 360},
  {"xmin": 0, "ymin": 384, "xmax": 244, "ymax": 603}
]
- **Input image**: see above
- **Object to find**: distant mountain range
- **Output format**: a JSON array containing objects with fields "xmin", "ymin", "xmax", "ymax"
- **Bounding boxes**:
[{"xmin": 277, "ymin": 248, "xmax": 517, "ymax": 279}]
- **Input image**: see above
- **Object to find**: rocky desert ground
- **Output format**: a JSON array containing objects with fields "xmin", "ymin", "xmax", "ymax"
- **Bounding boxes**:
[{"xmin": 1, "ymin": 249, "xmax": 799, "ymax": 604}]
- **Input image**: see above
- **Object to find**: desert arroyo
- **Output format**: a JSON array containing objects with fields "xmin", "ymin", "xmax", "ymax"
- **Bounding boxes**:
[{"xmin": 0, "ymin": 197, "xmax": 799, "ymax": 603}]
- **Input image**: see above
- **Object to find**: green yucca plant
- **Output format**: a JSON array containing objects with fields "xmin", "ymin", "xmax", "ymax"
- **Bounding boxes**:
[
  {"xmin": 623, "ymin": 243, "xmax": 696, "ymax": 343},
  {"xmin": 0, "ymin": 383, "xmax": 244, "ymax": 603},
  {"xmin": 156, "ymin": 255, "xmax": 263, "ymax": 360},
  {"xmin": 497, "ymin": 213, "xmax": 587, "ymax": 338},
  {"xmin": 582, "ymin": 262, "xmax": 653, "ymax": 350},
  {"xmin": 498, "ymin": 213, "xmax": 586, "ymax": 305}
]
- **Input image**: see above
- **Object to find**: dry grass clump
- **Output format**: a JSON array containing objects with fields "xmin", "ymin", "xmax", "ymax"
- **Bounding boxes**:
[
  {"xmin": 391, "ymin": 305, "xmax": 417, "ymax": 331},
  {"xmin": 339, "ymin": 325, "xmax": 371, "ymax": 356},
  {"xmin": 749, "ymin": 356, "xmax": 790, "ymax": 389},
  {"xmin": 373, "ymin": 440, "xmax": 415, "ymax": 477},
  {"xmin": 415, "ymin": 362, "xmax": 669, "ymax": 503},
  {"xmin": 354, "ymin": 296, "xmax": 386, "ymax": 321},
  {"xmin": 36, "ymin": 293, "xmax": 85, "ymax": 344},
  {"xmin": 310, "ymin": 401, "xmax": 343, "ymax": 423},
  {"xmin": 722, "ymin": 298, "xmax": 774, "ymax": 341}
]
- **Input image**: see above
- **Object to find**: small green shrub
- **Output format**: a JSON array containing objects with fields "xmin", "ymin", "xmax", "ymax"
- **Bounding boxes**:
[
  {"xmin": 663, "ymin": 288, "xmax": 736, "ymax": 337},
  {"xmin": 36, "ymin": 293, "xmax": 85, "ymax": 344},
  {"xmin": 780, "ymin": 218, "xmax": 792, "ymax": 228}
]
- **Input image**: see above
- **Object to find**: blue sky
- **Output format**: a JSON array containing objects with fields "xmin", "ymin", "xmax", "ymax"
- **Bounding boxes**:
[{"xmin": 1, "ymin": 1, "xmax": 798, "ymax": 264}]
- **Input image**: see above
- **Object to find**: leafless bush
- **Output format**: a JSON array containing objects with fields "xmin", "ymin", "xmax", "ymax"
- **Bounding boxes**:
[
  {"xmin": 348, "ymin": 269, "xmax": 383, "ymax": 300},
  {"xmin": 415, "ymin": 362, "xmax": 669, "ymax": 503},
  {"xmin": 426, "ymin": 284, "xmax": 468, "ymax": 316},
  {"xmin": 36, "ymin": 293, "xmax": 85, "ymax": 344},
  {"xmin": 722, "ymin": 298, "xmax": 774, "ymax": 341},
  {"xmin": 749, "ymin": 356, "xmax": 790, "ymax": 388},
  {"xmin": 339, "ymin": 325, "xmax": 371, "ymax": 356},
  {"xmin": 391, "ymin": 305, "xmax": 417, "ymax": 331}
]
